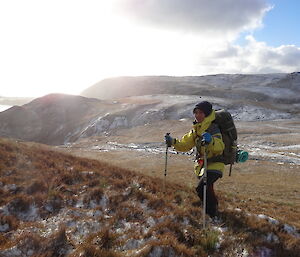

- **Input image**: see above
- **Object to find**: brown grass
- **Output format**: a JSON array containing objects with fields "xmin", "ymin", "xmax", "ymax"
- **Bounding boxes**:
[
  {"xmin": 61, "ymin": 119, "xmax": 300, "ymax": 228},
  {"xmin": 0, "ymin": 136, "xmax": 300, "ymax": 256}
]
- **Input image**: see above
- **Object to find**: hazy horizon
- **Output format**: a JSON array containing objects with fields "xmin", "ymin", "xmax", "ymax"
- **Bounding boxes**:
[{"xmin": 1, "ymin": 0, "xmax": 299, "ymax": 98}]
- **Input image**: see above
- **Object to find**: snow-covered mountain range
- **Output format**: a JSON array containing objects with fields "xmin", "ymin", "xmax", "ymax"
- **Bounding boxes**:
[
  {"xmin": 0, "ymin": 73, "xmax": 299, "ymax": 145},
  {"xmin": 82, "ymin": 72, "xmax": 300, "ymax": 104}
]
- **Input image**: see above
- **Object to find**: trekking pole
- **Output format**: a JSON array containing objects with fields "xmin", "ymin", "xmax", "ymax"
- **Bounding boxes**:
[
  {"xmin": 163, "ymin": 133, "xmax": 170, "ymax": 193},
  {"xmin": 202, "ymin": 139, "xmax": 208, "ymax": 229},
  {"xmin": 229, "ymin": 164, "xmax": 233, "ymax": 177},
  {"xmin": 229, "ymin": 141, "xmax": 237, "ymax": 176}
]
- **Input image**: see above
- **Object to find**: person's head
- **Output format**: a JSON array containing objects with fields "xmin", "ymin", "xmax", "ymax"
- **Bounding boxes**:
[{"xmin": 193, "ymin": 101, "xmax": 212, "ymax": 122}]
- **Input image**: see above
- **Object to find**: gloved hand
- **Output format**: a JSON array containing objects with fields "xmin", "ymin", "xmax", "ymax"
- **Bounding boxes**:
[
  {"xmin": 201, "ymin": 132, "xmax": 212, "ymax": 144},
  {"xmin": 165, "ymin": 133, "xmax": 175, "ymax": 147}
]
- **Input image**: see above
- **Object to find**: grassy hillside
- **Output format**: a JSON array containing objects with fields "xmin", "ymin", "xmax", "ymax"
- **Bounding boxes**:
[
  {"xmin": 60, "ymin": 118, "xmax": 300, "ymax": 228},
  {"xmin": 0, "ymin": 137, "xmax": 299, "ymax": 256},
  {"xmin": 0, "ymin": 94, "xmax": 121, "ymax": 145}
]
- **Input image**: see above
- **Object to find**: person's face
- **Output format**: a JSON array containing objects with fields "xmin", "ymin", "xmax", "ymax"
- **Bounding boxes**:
[{"xmin": 194, "ymin": 109, "xmax": 205, "ymax": 123}]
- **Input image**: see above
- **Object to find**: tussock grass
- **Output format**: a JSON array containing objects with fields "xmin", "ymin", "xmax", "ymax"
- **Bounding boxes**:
[
  {"xmin": 7, "ymin": 195, "xmax": 32, "ymax": 214},
  {"xmin": 0, "ymin": 214, "xmax": 19, "ymax": 232},
  {"xmin": 0, "ymin": 137, "xmax": 300, "ymax": 256}
]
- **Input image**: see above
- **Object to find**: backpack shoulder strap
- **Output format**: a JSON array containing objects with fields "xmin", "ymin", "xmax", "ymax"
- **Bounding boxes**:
[
  {"xmin": 207, "ymin": 122, "xmax": 222, "ymax": 139},
  {"xmin": 206, "ymin": 122, "xmax": 224, "ymax": 163}
]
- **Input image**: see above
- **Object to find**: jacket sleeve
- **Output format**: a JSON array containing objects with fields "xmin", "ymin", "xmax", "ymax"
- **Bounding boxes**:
[
  {"xmin": 173, "ymin": 130, "xmax": 196, "ymax": 152},
  {"xmin": 207, "ymin": 133, "xmax": 224, "ymax": 156}
]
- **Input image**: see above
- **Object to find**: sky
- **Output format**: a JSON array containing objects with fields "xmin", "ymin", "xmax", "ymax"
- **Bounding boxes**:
[{"xmin": 0, "ymin": 0, "xmax": 299, "ymax": 97}]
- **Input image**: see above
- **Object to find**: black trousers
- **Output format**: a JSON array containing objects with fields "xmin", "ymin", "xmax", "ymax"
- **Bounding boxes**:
[{"xmin": 196, "ymin": 170, "xmax": 222, "ymax": 217}]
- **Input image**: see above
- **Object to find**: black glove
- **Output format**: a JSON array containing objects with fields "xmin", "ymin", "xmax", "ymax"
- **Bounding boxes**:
[{"xmin": 165, "ymin": 134, "xmax": 175, "ymax": 147}]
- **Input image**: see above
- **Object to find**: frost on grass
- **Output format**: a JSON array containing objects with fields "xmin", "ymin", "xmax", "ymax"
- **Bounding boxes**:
[{"xmin": 0, "ymin": 137, "xmax": 300, "ymax": 257}]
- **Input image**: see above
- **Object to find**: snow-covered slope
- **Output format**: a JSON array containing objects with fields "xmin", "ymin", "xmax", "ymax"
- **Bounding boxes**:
[
  {"xmin": 81, "ymin": 73, "xmax": 300, "ymax": 104},
  {"xmin": 0, "ymin": 73, "xmax": 299, "ymax": 145}
]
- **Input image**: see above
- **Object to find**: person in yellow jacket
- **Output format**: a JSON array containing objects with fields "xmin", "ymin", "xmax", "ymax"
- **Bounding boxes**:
[{"xmin": 165, "ymin": 101, "xmax": 225, "ymax": 217}]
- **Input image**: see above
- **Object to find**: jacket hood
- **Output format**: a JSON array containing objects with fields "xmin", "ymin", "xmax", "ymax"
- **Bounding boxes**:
[{"xmin": 193, "ymin": 109, "xmax": 216, "ymax": 136}]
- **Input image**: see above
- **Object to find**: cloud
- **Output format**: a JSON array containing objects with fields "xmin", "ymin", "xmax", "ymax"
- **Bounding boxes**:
[
  {"xmin": 114, "ymin": 0, "xmax": 271, "ymax": 38},
  {"xmin": 195, "ymin": 36, "xmax": 300, "ymax": 74},
  {"xmin": 112, "ymin": 0, "xmax": 299, "ymax": 75}
]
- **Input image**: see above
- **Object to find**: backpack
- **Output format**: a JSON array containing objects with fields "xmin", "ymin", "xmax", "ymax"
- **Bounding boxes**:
[{"xmin": 207, "ymin": 109, "xmax": 238, "ymax": 175}]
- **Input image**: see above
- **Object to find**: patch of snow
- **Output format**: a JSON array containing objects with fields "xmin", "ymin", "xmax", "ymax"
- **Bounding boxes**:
[
  {"xmin": 211, "ymin": 225, "xmax": 227, "ymax": 250},
  {"xmin": 254, "ymin": 247, "xmax": 273, "ymax": 257},
  {"xmin": 88, "ymin": 200, "xmax": 98, "ymax": 209},
  {"xmin": 148, "ymin": 246, "xmax": 176, "ymax": 257},
  {"xmin": 4, "ymin": 184, "xmax": 17, "ymax": 192},
  {"xmin": 0, "ymin": 206, "xmax": 9, "ymax": 216},
  {"xmin": 122, "ymin": 238, "xmax": 147, "ymax": 251},
  {"xmin": 182, "ymin": 217, "xmax": 190, "ymax": 226},
  {"xmin": 132, "ymin": 180, "xmax": 142, "ymax": 189},
  {"xmin": 149, "ymin": 246, "xmax": 163, "ymax": 257},
  {"xmin": 78, "ymin": 114, "xmax": 112, "ymax": 138},
  {"xmin": 282, "ymin": 224, "xmax": 300, "ymax": 237},
  {"xmin": 231, "ymin": 105, "xmax": 292, "ymax": 121},
  {"xmin": 0, "ymin": 223, "xmax": 9, "ymax": 232},
  {"xmin": 266, "ymin": 233, "xmax": 279, "ymax": 243},
  {"xmin": 246, "ymin": 146, "xmax": 300, "ymax": 165},
  {"xmin": 0, "ymin": 246, "xmax": 23, "ymax": 257},
  {"xmin": 68, "ymin": 219, "xmax": 102, "ymax": 244},
  {"xmin": 0, "ymin": 105, "xmax": 12, "ymax": 112},
  {"xmin": 100, "ymin": 194, "xmax": 109, "ymax": 209},
  {"xmin": 131, "ymin": 244, "xmax": 150, "ymax": 256},
  {"xmin": 66, "ymin": 209, "xmax": 82, "ymax": 217},
  {"xmin": 38, "ymin": 208, "xmax": 104, "ymax": 245},
  {"xmin": 257, "ymin": 214, "xmax": 279, "ymax": 225},
  {"xmin": 86, "ymin": 210, "xmax": 102, "ymax": 217},
  {"xmin": 87, "ymin": 194, "xmax": 108, "ymax": 209},
  {"xmin": 110, "ymin": 116, "xmax": 128, "ymax": 129},
  {"xmin": 132, "ymin": 109, "xmax": 166, "ymax": 126},
  {"xmin": 75, "ymin": 199, "xmax": 84, "ymax": 209},
  {"xmin": 16, "ymin": 204, "xmax": 39, "ymax": 222},
  {"xmin": 115, "ymin": 220, "xmax": 136, "ymax": 234},
  {"xmin": 213, "ymin": 226, "xmax": 228, "ymax": 233},
  {"xmin": 267, "ymin": 217, "xmax": 280, "ymax": 226},
  {"xmin": 81, "ymin": 171, "xmax": 95, "ymax": 175},
  {"xmin": 245, "ymin": 86, "xmax": 295, "ymax": 99},
  {"xmin": 254, "ymin": 213, "xmax": 299, "ymax": 238},
  {"xmin": 53, "ymin": 124, "xmax": 65, "ymax": 134},
  {"xmin": 275, "ymin": 144, "xmax": 300, "ymax": 150},
  {"xmin": 27, "ymin": 249, "xmax": 34, "ymax": 256},
  {"xmin": 240, "ymin": 140, "xmax": 300, "ymax": 165},
  {"xmin": 44, "ymin": 203, "xmax": 55, "ymax": 213},
  {"xmin": 240, "ymin": 249, "xmax": 249, "ymax": 257},
  {"xmin": 146, "ymin": 216, "xmax": 156, "ymax": 227}
]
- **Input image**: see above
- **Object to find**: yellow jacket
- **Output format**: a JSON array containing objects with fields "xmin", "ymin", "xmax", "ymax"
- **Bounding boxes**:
[{"xmin": 173, "ymin": 110, "xmax": 225, "ymax": 176}]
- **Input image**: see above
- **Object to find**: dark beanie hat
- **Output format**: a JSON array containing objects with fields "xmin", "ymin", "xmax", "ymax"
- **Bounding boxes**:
[{"xmin": 193, "ymin": 101, "xmax": 212, "ymax": 117}]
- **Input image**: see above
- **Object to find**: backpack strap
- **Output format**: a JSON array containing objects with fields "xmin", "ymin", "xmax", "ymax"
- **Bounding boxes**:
[
  {"xmin": 206, "ymin": 122, "xmax": 222, "ymax": 139},
  {"xmin": 206, "ymin": 122, "xmax": 224, "ymax": 163}
]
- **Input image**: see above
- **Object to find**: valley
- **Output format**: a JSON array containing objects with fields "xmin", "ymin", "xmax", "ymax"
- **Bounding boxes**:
[
  {"xmin": 58, "ymin": 118, "xmax": 300, "ymax": 229},
  {"xmin": 0, "ymin": 73, "xmax": 299, "ymax": 256}
]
